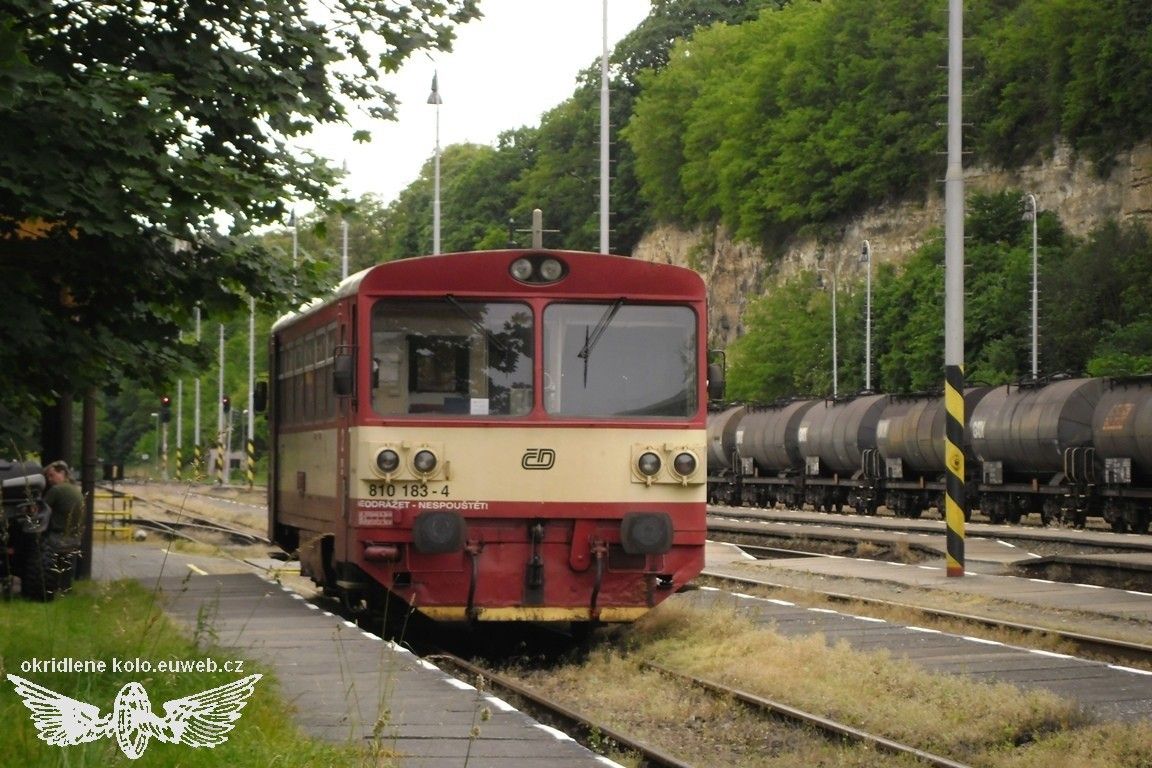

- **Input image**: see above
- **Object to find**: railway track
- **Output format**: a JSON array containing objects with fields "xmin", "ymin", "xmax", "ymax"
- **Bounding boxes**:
[
  {"xmin": 127, "ymin": 513, "xmax": 270, "ymax": 546},
  {"xmin": 640, "ymin": 662, "xmax": 974, "ymax": 768},
  {"xmin": 708, "ymin": 503, "xmax": 1150, "ymax": 551},
  {"xmin": 98, "ymin": 484, "xmax": 272, "ymax": 546},
  {"xmin": 705, "ymin": 510, "xmax": 1152, "ymax": 670},
  {"xmin": 434, "ymin": 651, "xmax": 979, "ymax": 768},
  {"xmin": 432, "ymin": 652, "xmax": 695, "ymax": 768},
  {"xmin": 699, "ymin": 563, "xmax": 1152, "ymax": 670}
]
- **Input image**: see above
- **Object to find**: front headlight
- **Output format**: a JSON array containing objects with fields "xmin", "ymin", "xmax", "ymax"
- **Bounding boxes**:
[
  {"xmin": 376, "ymin": 449, "xmax": 400, "ymax": 474},
  {"xmin": 413, "ymin": 449, "xmax": 438, "ymax": 474},
  {"xmin": 637, "ymin": 451, "xmax": 662, "ymax": 477},
  {"xmin": 672, "ymin": 451, "xmax": 698, "ymax": 477}
]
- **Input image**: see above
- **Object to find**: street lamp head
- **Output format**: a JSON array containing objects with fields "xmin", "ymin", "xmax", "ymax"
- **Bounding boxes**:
[
  {"xmin": 427, "ymin": 72, "xmax": 442, "ymax": 105},
  {"xmin": 1022, "ymin": 193, "xmax": 1037, "ymax": 220}
]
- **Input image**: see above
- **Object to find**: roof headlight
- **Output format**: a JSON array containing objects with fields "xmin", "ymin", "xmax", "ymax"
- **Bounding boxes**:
[
  {"xmin": 376, "ymin": 449, "xmax": 400, "ymax": 474},
  {"xmin": 413, "ymin": 449, "xmax": 438, "ymax": 474},
  {"xmin": 539, "ymin": 258, "xmax": 564, "ymax": 282},
  {"xmin": 509, "ymin": 253, "xmax": 568, "ymax": 284},
  {"xmin": 637, "ymin": 451, "xmax": 662, "ymax": 477},
  {"xmin": 510, "ymin": 257, "xmax": 533, "ymax": 281}
]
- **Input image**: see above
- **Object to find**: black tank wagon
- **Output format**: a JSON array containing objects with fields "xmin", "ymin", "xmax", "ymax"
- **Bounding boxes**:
[{"xmin": 707, "ymin": 375, "xmax": 1152, "ymax": 532}]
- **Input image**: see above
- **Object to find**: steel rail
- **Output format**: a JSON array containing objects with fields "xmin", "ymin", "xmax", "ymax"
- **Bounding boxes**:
[
  {"xmin": 428, "ymin": 652, "xmax": 697, "ymax": 768},
  {"xmin": 699, "ymin": 567, "xmax": 1152, "ymax": 668},
  {"xmin": 641, "ymin": 661, "xmax": 976, "ymax": 768}
]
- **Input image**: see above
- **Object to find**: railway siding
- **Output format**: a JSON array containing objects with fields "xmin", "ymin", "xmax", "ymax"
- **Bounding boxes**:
[{"xmin": 700, "ymin": 542, "xmax": 1152, "ymax": 722}]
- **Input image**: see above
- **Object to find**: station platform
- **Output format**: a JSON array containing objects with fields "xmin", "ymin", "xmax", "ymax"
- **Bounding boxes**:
[
  {"xmin": 701, "ymin": 539, "xmax": 1152, "ymax": 722},
  {"xmin": 90, "ymin": 544, "xmax": 621, "ymax": 767}
]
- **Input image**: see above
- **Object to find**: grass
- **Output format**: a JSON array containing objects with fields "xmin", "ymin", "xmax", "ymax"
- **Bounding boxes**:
[
  {"xmin": 507, "ymin": 600, "xmax": 1152, "ymax": 768},
  {"xmin": 0, "ymin": 579, "xmax": 392, "ymax": 767}
]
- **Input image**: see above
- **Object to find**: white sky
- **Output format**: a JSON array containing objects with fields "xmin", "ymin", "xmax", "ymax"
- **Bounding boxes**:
[{"xmin": 300, "ymin": 0, "xmax": 654, "ymax": 207}]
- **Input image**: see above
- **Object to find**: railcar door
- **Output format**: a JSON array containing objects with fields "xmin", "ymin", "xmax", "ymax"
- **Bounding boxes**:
[{"xmin": 334, "ymin": 302, "xmax": 356, "ymax": 576}]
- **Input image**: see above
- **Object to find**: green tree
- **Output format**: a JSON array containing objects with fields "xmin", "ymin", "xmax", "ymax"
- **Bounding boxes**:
[
  {"xmin": 973, "ymin": 0, "xmax": 1152, "ymax": 169},
  {"xmin": 628, "ymin": 0, "xmax": 947, "ymax": 240},
  {"xmin": 1045, "ymin": 220, "xmax": 1152, "ymax": 376},
  {"xmin": 626, "ymin": 19, "xmax": 758, "ymax": 225},
  {"xmin": 727, "ymin": 273, "xmax": 829, "ymax": 401},
  {"xmin": 0, "ymin": 0, "xmax": 479, "ymax": 449}
]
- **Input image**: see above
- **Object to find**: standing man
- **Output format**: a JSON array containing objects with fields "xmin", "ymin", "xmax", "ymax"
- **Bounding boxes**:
[
  {"xmin": 17, "ymin": 460, "xmax": 84, "ymax": 600},
  {"xmin": 43, "ymin": 460, "xmax": 84, "ymax": 542}
]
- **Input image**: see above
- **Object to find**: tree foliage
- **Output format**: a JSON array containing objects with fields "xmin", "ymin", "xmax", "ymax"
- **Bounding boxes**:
[
  {"xmin": 627, "ymin": 0, "xmax": 947, "ymax": 240},
  {"xmin": 627, "ymin": 0, "xmax": 1152, "ymax": 237},
  {"xmin": 0, "ymin": 0, "xmax": 479, "ymax": 449},
  {"xmin": 973, "ymin": 0, "xmax": 1152, "ymax": 169}
]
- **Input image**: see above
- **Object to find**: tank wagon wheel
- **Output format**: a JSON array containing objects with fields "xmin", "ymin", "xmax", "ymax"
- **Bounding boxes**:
[{"xmin": 1069, "ymin": 508, "xmax": 1088, "ymax": 529}]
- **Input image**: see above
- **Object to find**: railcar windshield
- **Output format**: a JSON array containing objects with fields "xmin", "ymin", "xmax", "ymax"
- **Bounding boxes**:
[
  {"xmin": 543, "ymin": 303, "xmax": 697, "ymax": 418},
  {"xmin": 371, "ymin": 300, "xmax": 533, "ymax": 416}
]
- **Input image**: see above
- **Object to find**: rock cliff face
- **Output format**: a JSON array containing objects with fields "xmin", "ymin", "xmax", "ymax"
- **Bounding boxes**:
[{"xmin": 632, "ymin": 142, "xmax": 1152, "ymax": 349}]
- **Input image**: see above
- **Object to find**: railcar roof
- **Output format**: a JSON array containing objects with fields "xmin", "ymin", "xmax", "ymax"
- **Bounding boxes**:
[{"xmin": 273, "ymin": 249, "xmax": 705, "ymax": 332}]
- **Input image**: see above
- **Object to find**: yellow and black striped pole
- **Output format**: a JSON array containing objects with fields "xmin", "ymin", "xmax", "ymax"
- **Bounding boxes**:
[
  {"xmin": 215, "ymin": 437, "xmax": 224, "ymax": 485},
  {"xmin": 174, "ymin": 446, "xmax": 182, "ymax": 482},
  {"xmin": 943, "ymin": 0, "xmax": 966, "ymax": 576},
  {"xmin": 193, "ymin": 442, "xmax": 202, "ymax": 480},
  {"xmin": 944, "ymin": 366, "xmax": 966, "ymax": 576}
]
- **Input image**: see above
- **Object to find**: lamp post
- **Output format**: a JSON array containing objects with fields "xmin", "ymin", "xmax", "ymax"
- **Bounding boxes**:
[
  {"xmin": 599, "ymin": 0, "xmax": 610, "ymax": 253},
  {"xmin": 1024, "ymin": 193, "xmax": 1039, "ymax": 379},
  {"xmin": 860, "ymin": 240, "xmax": 872, "ymax": 392},
  {"xmin": 150, "ymin": 412, "xmax": 159, "ymax": 473},
  {"xmin": 817, "ymin": 258, "xmax": 839, "ymax": 398},
  {"xmin": 427, "ymin": 72, "xmax": 443, "ymax": 255}
]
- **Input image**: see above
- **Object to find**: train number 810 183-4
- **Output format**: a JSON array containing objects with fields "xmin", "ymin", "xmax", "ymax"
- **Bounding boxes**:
[{"xmin": 366, "ymin": 482, "xmax": 451, "ymax": 499}]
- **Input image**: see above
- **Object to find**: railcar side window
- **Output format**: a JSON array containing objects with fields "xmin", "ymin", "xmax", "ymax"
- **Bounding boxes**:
[
  {"xmin": 276, "ymin": 322, "xmax": 339, "ymax": 426},
  {"xmin": 371, "ymin": 300, "xmax": 533, "ymax": 416},
  {"xmin": 543, "ymin": 304, "xmax": 697, "ymax": 418}
]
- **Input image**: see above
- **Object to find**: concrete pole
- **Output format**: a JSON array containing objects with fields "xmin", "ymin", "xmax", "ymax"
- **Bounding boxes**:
[
  {"xmin": 943, "ymin": 0, "xmax": 967, "ymax": 577},
  {"xmin": 600, "ymin": 0, "xmax": 610, "ymax": 254}
]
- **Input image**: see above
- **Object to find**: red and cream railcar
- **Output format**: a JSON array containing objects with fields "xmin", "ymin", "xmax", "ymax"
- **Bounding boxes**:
[{"xmin": 268, "ymin": 249, "xmax": 711, "ymax": 623}]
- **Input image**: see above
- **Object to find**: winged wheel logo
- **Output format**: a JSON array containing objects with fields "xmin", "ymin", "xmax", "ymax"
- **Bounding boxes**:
[{"xmin": 7, "ymin": 673, "xmax": 262, "ymax": 759}]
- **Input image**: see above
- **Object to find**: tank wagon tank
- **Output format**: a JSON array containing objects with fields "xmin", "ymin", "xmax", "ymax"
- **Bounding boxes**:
[
  {"xmin": 705, "ymin": 405, "xmax": 746, "ymax": 505},
  {"xmin": 871, "ymin": 388, "xmax": 992, "ymax": 518},
  {"xmin": 729, "ymin": 398, "xmax": 820, "ymax": 509},
  {"xmin": 797, "ymin": 394, "xmax": 888, "ymax": 512},
  {"xmin": 1090, "ymin": 376, "xmax": 1152, "ymax": 532},
  {"xmin": 706, "ymin": 375, "xmax": 1152, "ymax": 533},
  {"xmin": 970, "ymin": 377, "xmax": 1105, "ymax": 524}
]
